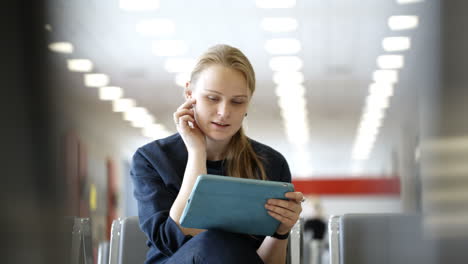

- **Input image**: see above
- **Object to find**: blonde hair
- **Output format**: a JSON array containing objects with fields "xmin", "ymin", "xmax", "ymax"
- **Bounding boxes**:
[{"xmin": 190, "ymin": 44, "xmax": 267, "ymax": 180}]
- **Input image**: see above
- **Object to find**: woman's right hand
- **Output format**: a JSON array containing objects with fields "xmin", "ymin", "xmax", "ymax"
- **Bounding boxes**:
[{"xmin": 173, "ymin": 98, "xmax": 206, "ymax": 154}]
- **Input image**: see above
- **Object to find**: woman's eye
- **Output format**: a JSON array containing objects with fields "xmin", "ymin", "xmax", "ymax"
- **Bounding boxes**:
[
  {"xmin": 232, "ymin": 100, "xmax": 244, "ymax": 105},
  {"xmin": 207, "ymin": 96, "xmax": 219, "ymax": 101}
]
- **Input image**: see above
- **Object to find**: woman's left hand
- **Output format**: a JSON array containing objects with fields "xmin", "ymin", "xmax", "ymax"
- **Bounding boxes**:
[{"xmin": 265, "ymin": 192, "xmax": 304, "ymax": 235}]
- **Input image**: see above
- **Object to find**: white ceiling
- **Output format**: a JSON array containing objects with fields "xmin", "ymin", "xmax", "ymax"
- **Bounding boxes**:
[{"xmin": 47, "ymin": 0, "xmax": 430, "ymax": 177}]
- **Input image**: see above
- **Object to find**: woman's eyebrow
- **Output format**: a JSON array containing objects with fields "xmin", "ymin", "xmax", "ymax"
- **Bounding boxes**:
[{"xmin": 204, "ymin": 89, "xmax": 248, "ymax": 98}]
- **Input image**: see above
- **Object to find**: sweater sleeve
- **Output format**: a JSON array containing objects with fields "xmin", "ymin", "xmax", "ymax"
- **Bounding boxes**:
[
  {"xmin": 280, "ymin": 156, "xmax": 292, "ymax": 184},
  {"xmin": 130, "ymin": 148, "xmax": 192, "ymax": 258}
]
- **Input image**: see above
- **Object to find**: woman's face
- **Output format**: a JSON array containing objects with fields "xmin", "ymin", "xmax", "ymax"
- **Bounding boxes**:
[{"xmin": 189, "ymin": 65, "xmax": 251, "ymax": 142}]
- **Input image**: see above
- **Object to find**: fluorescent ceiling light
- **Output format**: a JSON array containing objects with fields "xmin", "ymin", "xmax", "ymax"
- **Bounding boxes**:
[
  {"xmin": 278, "ymin": 95, "xmax": 306, "ymax": 110},
  {"xmin": 362, "ymin": 106, "xmax": 386, "ymax": 120},
  {"xmin": 275, "ymin": 84, "xmax": 305, "ymax": 98},
  {"xmin": 131, "ymin": 114, "xmax": 155, "ymax": 128},
  {"xmin": 265, "ymin": 38, "xmax": 301, "ymax": 55},
  {"xmin": 273, "ymin": 71, "xmax": 304, "ymax": 85},
  {"xmin": 124, "ymin": 107, "xmax": 148, "ymax": 122},
  {"xmin": 377, "ymin": 55, "xmax": 404, "ymax": 69},
  {"xmin": 269, "ymin": 56, "xmax": 303, "ymax": 71},
  {"xmin": 120, "ymin": 0, "xmax": 159, "ymax": 11},
  {"xmin": 396, "ymin": 0, "xmax": 424, "ymax": 4},
  {"xmin": 382, "ymin": 37, "xmax": 411, "ymax": 52},
  {"xmin": 136, "ymin": 19, "xmax": 175, "ymax": 36},
  {"xmin": 388, "ymin": 16, "xmax": 419, "ymax": 31},
  {"xmin": 164, "ymin": 58, "xmax": 196, "ymax": 73},
  {"xmin": 373, "ymin": 70, "xmax": 398, "ymax": 83},
  {"xmin": 67, "ymin": 59, "xmax": 93, "ymax": 72},
  {"xmin": 369, "ymin": 83, "xmax": 394, "ymax": 97},
  {"xmin": 112, "ymin": 98, "xmax": 135, "ymax": 112},
  {"xmin": 152, "ymin": 40, "xmax": 188, "ymax": 56},
  {"xmin": 48, "ymin": 42, "xmax": 73, "ymax": 53},
  {"xmin": 366, "ymin": 94, "xmax": 390, "ymax": 110},
  {"xmin": 84, "ymin": 73, "xmax": 109, "ymax": 87},
  {"xmin": 142, "ymin": 124, "xmax": 170, "ymax": 139},
  {"xmin": 99, "ymin": 86, "xmax": 123, "ymax": 101},
  {"xmin": 261, "ymin": 17, "xmax": 298, "ymax": 32},
  {"xmin": 175, "ymin": 72, "xmax": 191, "ymax": 87},
  {"xmin": 255, "ymin": 0, "xmax": 296, "ymax": 8}
]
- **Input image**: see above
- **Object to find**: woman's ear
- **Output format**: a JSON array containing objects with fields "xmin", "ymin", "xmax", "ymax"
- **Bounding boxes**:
[{"xmin": 184, "ymin": 81, "xmax": 192, "ymax": 100}]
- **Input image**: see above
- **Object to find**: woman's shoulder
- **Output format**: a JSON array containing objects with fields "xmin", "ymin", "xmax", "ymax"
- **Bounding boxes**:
[
  {"xmin": 134, "ymin": 133, "xmax": 186, "ymax": 161},
  {"xmin": 248, "ymin": 138, "xmax": 287, "ymax": 164}
]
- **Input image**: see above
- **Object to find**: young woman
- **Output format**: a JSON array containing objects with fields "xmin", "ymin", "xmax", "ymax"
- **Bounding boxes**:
[{"xmin": 131, "ymin": 44, "xmax": 303, "ymax": 264}]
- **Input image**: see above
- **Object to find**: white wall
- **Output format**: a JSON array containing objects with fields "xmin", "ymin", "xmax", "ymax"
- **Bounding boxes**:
[{"xmin": 301, "ymin": 195, "xmax": 402, "ymax": 220}]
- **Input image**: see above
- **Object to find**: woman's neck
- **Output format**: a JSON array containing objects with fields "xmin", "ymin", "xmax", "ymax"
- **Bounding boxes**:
[{"xmin": 205, "ymin": 136, "xmax": 230, "ymax": 161}]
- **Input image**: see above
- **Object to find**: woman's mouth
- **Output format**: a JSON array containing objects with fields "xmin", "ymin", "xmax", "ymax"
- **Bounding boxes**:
[{"xmin": 211, "ymin": 121, "xmax": 230, "ymax": 128}]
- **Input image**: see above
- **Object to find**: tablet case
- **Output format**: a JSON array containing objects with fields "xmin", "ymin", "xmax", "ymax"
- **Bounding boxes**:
[{"xmin": 180, "ymin": 174, "xmax": 294, "ymax": 236}]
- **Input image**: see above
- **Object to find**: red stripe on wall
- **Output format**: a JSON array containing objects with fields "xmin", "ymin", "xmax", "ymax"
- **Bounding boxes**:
[{"xmin": 292, "ymin": 177, "xmax": 400, "ymax": 195}]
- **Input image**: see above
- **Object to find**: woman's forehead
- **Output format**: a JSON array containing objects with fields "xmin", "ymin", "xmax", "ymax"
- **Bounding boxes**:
[{"xmin": 194, "ymin": 65, "xmax": 250, "ymax": 96}]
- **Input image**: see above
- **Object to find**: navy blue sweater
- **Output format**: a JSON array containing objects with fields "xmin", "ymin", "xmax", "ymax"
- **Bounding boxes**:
[{"xmin": 131, "ymin": 133, "xmax": 292, "ymax": 263}]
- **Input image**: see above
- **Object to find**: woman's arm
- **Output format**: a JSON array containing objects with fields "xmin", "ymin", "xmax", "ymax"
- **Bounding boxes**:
[
  {"xmin": 257, "ymin": 236, "xmax": 288, "ymax": 264},
  {"xmin": 169, "ymin": 150, "xmax": 207, "ymax": 236},
  {"xmin": 258, "ymin": 192, "xmax": 303, "ymax": 264},
  {"xmin": 169, "ymin": 98, "xmax": 207, "ymax": 236}
]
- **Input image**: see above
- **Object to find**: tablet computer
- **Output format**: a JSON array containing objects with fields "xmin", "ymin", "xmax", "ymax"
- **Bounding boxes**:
[{"xmin": 180, "ymin": 174, "xmax": 294, "ymax": 236}]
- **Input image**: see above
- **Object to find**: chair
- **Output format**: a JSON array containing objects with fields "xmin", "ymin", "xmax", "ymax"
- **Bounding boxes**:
[
  {"xmin": 328, "ymin": 214, "xmax": 439, "ymax": 264},
  {"xmin": 65, "ymin": 217, "xmax": 94, "ymax": 264},
  {"xmin": 109, "ymin": 216, "xmax": 147, "ymax": 264},
  {"xmin": 109, "ymin": 216, "xmax": 303, "ymax": 264}
]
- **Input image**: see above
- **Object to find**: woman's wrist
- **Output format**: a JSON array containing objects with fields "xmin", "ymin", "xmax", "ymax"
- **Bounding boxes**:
[{"xmin": 187, "ymin": 150, "xmax": 207, "ymax": 161}]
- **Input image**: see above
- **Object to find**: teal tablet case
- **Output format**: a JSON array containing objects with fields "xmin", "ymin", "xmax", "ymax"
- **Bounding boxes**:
[{"xmin": 179, "ymin": 174, "xmax": 294, "ymax": 236}]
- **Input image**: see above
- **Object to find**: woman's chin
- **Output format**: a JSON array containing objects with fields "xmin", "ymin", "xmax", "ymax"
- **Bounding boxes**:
[{"xmin": 204, "ymin": 130, "xmax": 236, "ymax": 142}]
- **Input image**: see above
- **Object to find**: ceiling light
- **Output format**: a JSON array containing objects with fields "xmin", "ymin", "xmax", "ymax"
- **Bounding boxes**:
[
  {"xmin": 112, "ymin": 98, "xmax": 135, "ymax": 112},
  {"xmin": 131, "ymin": 114, "xmax": 155, "ymax": 128},
  {"xmin": 175, "ymin": 72, "xmax": 191, "ymax": 87},
  {"xmin": 396, "ymin": 0, "xmax": 424, "ymax": 4},
  {"xmin": 255, "ymin": 0, "xmax": 296, "ymax": 8},
  {"xmin": 382, "ymin": 37, "xmax": 411, "ymax": 51},
  {"xmin": 369, "ymin": 83, "xmax": 394, "ymax": 97},
  {"xmin": 373, "ymin": 70, "xmax": 398, "ymax": 83},
  {"xmin": 377, "ymin": 55, "xmax": 404, "ymax": 69},
  {"xmin": 362, "ymin": 107, "xmax": 386, "ymax": 121},
  {"xmin": 278, "ymin": 95, "xmax": 306, "ymax": 110},
  {"xmin": 261, "ymin": 17, "xmax": 298, "ymax": 32},
  {"xmin": 273, "ymin": 71, "xmax": 304, "ymax": 85},
  {"xmin": 164, "ymin": 58, "xmax": 196, "ymax": 73},
  {"xmin": 136, "ymin": 19, "xmax": 175, "ymax": 36},
  {"xmin": 99, "ymin": 86, "xmax": 123, "ymax": 101},
  {"xmin": 48, "ymin": 42, "xmax": 73, "ymax": 53},
  {"xmin": 265, "ymin": 38, "xmax": 301, "ymax": 55},
  {"xmin": 275, "ymin": 84, "xmax": 305, "ymax": 97},
  {"xmin": 142, "ymin": 123, "xmax": 171, "ymax": 139},
  {"xmin": 67, "ymin": 59, "xmax": 93, "ymax": 72},
  {"xmin": 119, "ymin": 0, "xmax": 159, "ymax": 11},
  {"xmin": 124, "ymin": 107, "xmax": 148, "ymax": 122},
  {"xmin": 152, "ymin": 40, "xmax": 188, "ymax": 56},
  {"xmin": 269, "ymin": 56, "xmax": 303, "ymax": 71},
  {"xmin": 84, "ymin": 73, "xmax": 109, "ymax": 87},
  {"xmin": 388, "ymin": 16, "xmax": 419, "ymax": 31}
]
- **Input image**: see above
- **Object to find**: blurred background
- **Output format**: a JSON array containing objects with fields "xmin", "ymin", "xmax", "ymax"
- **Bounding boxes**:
[{"xmin": 2, "ymin": 0, "xmax": 467, "ymax": 263}]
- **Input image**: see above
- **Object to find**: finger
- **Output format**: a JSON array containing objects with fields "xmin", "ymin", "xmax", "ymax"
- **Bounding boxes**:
[
  {"xmin": 268, "ymin": 198, "xmax": 298, "ymax": 210},
  {"xmin": 178, "ymin": 115, "xmax": 195, "ymax": 129},
  {"xmin": 177, "ymin": 98, "xmax": 196, "ymax": 111},
  {"xmin": 173, "ymin": 109, "xmax": 194, "ymax": 124},
  {"xmin": 265, "ymin": 204, "xmax": 296, "ymax": 219},
  {"xmin": 268, "ymin": 199, "xmax": 302, "ymax": 214},
  {"xmin": 267, "ymin": 210, "xmax": 296, "ymax": 227},
  {"xmin": 285, "ymin": 192, "xmax": 304, "ymax": 203}
]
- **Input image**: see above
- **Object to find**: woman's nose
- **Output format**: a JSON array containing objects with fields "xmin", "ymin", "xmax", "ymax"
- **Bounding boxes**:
[{"xmin": 217, "ymin": 102, "xmax": 230, "ymax": 118}]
